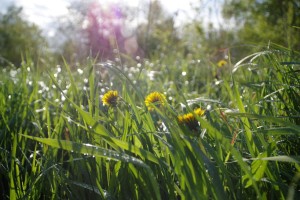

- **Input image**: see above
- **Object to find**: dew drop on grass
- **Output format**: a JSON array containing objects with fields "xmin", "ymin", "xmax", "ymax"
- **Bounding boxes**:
[
  {"xmin": 56, "ymin": 65, "xmax": 61, "ymax": 72},
  {"xmin": 77, "ymin": 69, "xmax": 83, "ymax": 74},
  {"xmin": 61, "ymin": 94, "xmax": 66, "ymax": 102},
  {"xmin": 215, "ymin": 80, "xmax": 223, "ymax": 85},
  {"xmin": 147, "ymin": 71, "xmax": 156, "ymax": 81},
  {"xmin": 35, "ymin": 107, "xmax": 45, "ymax": 113},
  {"xmin": 66, "ymin": 116, "xmax": 71, "ymax": 122},
  {"xmin": 10, "ymin": 70, "xmax": 17, "ymax": 77},
  {"xmin": 206, "ymin": 105, "xmax": 212, "ymax": 111},
  {"xmin": 29, "ymin": 150, "xmax": 40, "ymax": 159},
  {"xmin": 180, "ymin": 103, "xmax": 186, "ymax": 109}
]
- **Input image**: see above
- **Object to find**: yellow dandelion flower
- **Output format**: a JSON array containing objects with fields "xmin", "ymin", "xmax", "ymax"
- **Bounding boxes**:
[
  {"xmin": 102, "ymin": 90, "xmax": 118, "ymax": 107},
  {"xmin": 144, "ymin": 92, "xmax": 166, "ymax": 111},
  {"xmin": 177, "ymin": 115, "xmax": 184, "ymax": 124},
  {"xmin": 217, "ymin": 60, "xmax": 227, "ymax": 68},
  {"xmin": 178, "ymin": 113, "xmax": 194, "ymax": 124},
  {"xmin": 178, "ymin": 112, "xmax": 198, "ymax": 131},
  {"xmin": 184, "ymin": 113, "xmax": 197, "ymax": 123},
  {"xmin": 178, "ymin": 108, "xmax": 205, "ymax": 131},
  {"xmin": 194, "ymin": 108, "xmax": 205, "ymax": 116}
]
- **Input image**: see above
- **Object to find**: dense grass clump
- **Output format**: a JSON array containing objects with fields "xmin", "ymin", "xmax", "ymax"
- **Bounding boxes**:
[{"xmin": 1, "ymin": 46, "xmax": 300, "ymax": 199}]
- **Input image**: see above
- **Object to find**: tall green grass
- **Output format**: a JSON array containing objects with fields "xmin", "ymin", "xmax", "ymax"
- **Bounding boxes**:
[{"xmin": 1, "ymin": 45, "xmax": 299, "ymax": 199}]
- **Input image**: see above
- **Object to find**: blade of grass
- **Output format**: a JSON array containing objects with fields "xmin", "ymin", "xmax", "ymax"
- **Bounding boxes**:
[
  {"xmin": 9, "ymin": 133, "xmax": 18, "ymax": 199},
  {"xmin": 233, "ymin": 78, "xmax": 257, "ymax": 156},
  {"xmin": 196, "ymin": 116, "xmax": 262, "ymax": 198},
  {"xmin": 20, "ymin": 134, "xmax": 162, "ymax": 200},
  {"xmin": 225, "ymin": 112, "xmax": 300, "ymax": 133}
]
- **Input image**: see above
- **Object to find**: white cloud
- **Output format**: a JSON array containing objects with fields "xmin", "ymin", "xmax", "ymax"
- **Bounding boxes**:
[
  {"xmin": 1, "ymin": 0, "xmax": 226, "ymax": 48},
  {"xmin": 15, "ymin": 0, "xmax": 70, "ymax": 28}
]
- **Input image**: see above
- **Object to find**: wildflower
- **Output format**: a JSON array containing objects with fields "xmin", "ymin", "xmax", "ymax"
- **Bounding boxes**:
[
  {"xmin": 217, "ymin": 60, "xmax": 227, "ymax": 68},
  {"xmin": 194, "ymin": 108, "xmax": 205, "ymax": 116},
  {"xmin": 178, "ymin": 108, "xmax": 206, "ymax": 131},
  {"xmin": 144, "ymin": 92, "xmax": 166, "ymax": 111},
  {"xmin": 102, "ymin": 90, "xmax": 119, "ymax": 107},
  {"xmin": 178, "ymin": 113, "xmax": 199, "ymax": 131}
]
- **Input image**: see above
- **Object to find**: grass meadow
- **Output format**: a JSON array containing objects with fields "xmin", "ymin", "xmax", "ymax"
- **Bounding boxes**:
[{"xmin": 1, "ymin": 45, "xmax": 300, "ymax": 199}]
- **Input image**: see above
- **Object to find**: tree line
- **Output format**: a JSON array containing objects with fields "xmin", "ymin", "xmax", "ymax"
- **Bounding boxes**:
[{"xmin": 0, "ymin": 0, "xmax": 299, "ymax": 67}]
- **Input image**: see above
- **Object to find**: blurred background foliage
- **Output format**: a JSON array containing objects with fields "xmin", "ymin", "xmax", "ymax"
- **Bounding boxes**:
[
  {"xmin": 223, "ymin": 0, "xmax": 300, "ymax": 44},
  {"xmin": 0, "ymin": 0, "xmax": 299, "ymax": 67},
  {"xmin": 0, "ymin": 6, "xmax": 48, "ymax": 66},
  {"xmin": 222, "ymin": 0, "xmax": 300, "ymax": 57}
]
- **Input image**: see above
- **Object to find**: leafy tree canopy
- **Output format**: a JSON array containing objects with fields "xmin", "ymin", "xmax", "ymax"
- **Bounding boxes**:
[
  {"xmin": 0, "ymin": 6, "xmax": 48, "ymax": 67},
  {"xmin": 222, "ymin": 0, "xmax": 300, "ymax": 51}
]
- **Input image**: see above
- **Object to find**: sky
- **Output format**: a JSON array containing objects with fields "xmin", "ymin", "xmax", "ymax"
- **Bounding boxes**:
[
  {"xmin": 2, "ymin": 0, "xmax": 196, "ymax": 27},
  {"xmin": 1, "ymin": 0, "xmax": 225, "ymax": 48},
  {"xmin": 1, "ymin": 0, "xmax": 224, "ymax": 29}
]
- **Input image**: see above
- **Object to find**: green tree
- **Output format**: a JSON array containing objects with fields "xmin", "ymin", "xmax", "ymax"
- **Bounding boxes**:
[
  {"xmin": 136, "ymin": 0, "xmax": 183, "ymax": 58},
  {"xmin": 222, "ymin": 0, "xmax": 300, "ymax": 51},
  {"xmin": 0, "ymin": 6, "xmax": 47, "ymax": 66}
]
